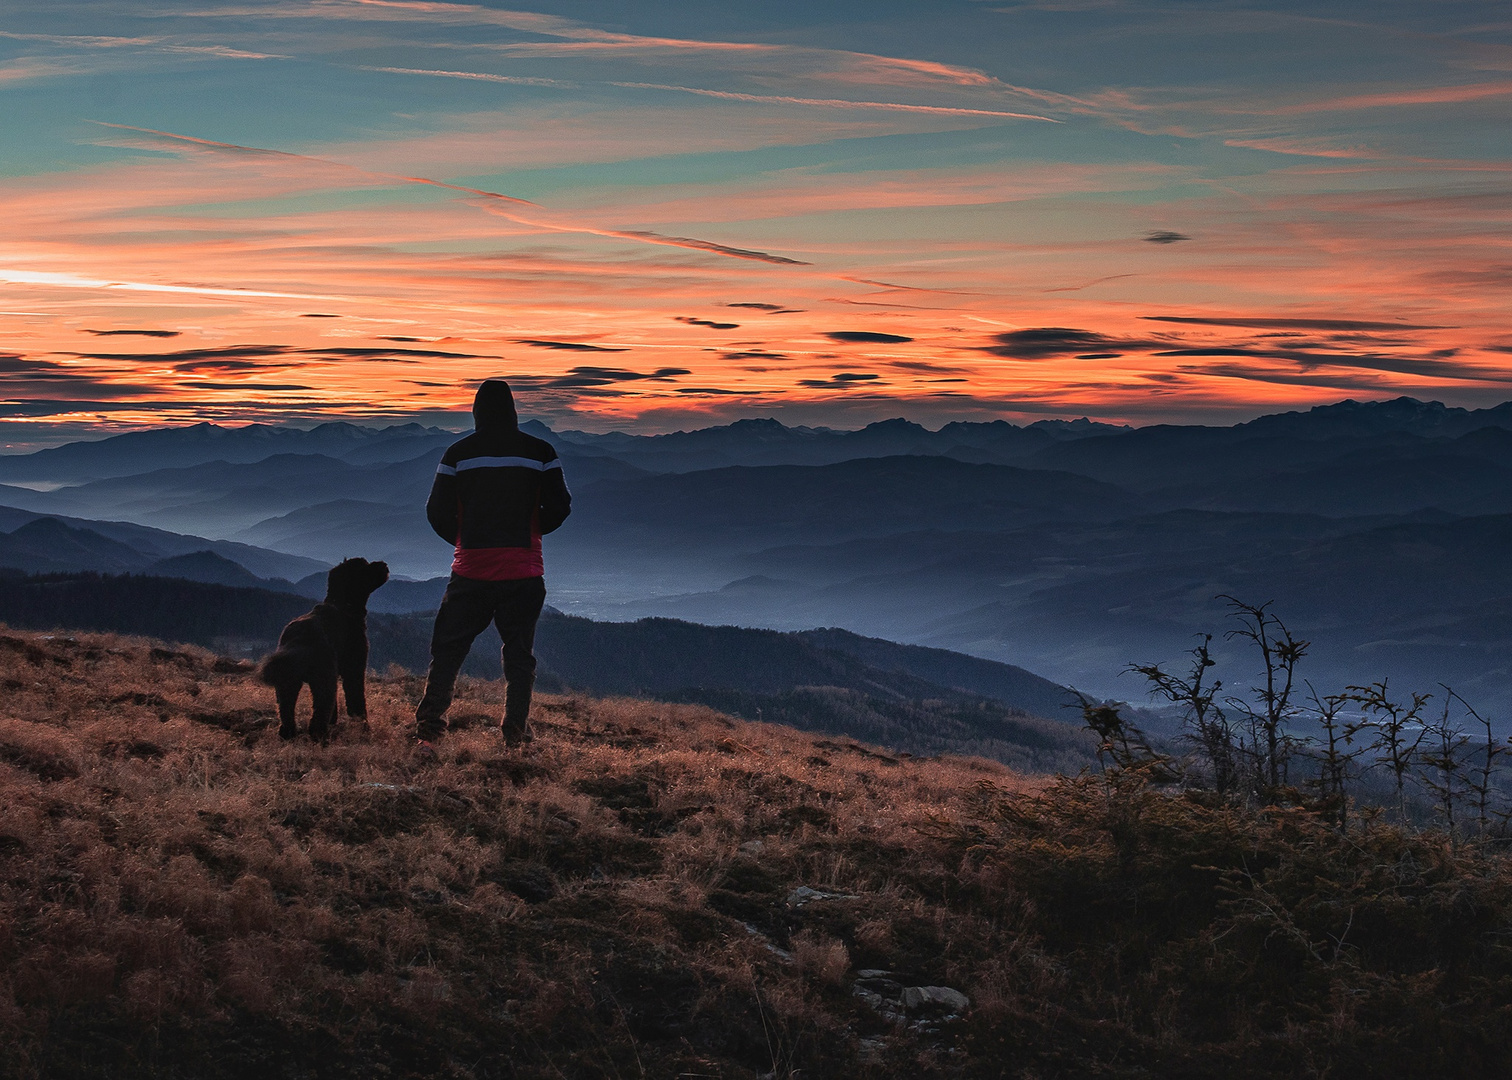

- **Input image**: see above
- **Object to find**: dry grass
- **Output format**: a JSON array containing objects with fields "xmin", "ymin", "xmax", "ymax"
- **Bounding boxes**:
[
  {"xmin": 3, "ymin": 626, "xmax": 1510, "ymax": 1079},
  {"xmin": 0, "ymin": 628, "xmax": 1036, "ymax": 1079}
]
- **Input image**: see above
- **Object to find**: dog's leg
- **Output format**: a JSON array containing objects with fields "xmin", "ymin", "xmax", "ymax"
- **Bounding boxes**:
[
  {"xmin": 340, "ymin": 636, "xmax": 369, "ymax": 721},
  {"xmin": 276, "ymin": 682, "xmax": 301, "ymax": 740},
  {"xmin": 308, "ymin": 671, "xmax": 339, "ymax": 744}
]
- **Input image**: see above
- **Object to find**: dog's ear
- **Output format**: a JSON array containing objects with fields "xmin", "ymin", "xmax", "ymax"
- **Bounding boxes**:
[{"xmin": 326, "ymin": 559, "xmax": 360, "ymax": 593}]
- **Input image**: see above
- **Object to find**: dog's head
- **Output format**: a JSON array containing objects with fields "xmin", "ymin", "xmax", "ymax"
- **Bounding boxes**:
[{"xmin": 325, "ymin": 557, "xmax": 390, "ymax": 606}]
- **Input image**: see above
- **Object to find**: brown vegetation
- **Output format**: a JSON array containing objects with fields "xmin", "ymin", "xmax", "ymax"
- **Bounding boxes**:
[{"xmin": 2, "ymin": 627, "xmax": 1511, "ymax": 1078}]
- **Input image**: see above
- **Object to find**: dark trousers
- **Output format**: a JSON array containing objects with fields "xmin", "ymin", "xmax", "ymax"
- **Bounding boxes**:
[{"xmin": 415, "ymin": 574, "xmax": 547, "ymax": 738}]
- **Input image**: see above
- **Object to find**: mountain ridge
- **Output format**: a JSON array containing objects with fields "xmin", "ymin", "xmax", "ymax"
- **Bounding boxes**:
[
  {"xmin": 10, "ymin": 395, "xmax": 1507, "ymax": 481},
  {"xmin": 0, "ymin": 512, "xmax": 326, "ymax": 581}
]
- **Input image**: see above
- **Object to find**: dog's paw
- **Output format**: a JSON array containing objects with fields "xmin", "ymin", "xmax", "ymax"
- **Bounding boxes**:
[{"xmin": 278, "ymin": 725, "xmax": 298, "ymax": 741}]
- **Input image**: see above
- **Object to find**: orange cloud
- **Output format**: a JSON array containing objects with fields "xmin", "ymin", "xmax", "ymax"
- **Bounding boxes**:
[
  {"xmin": 3, "ymin": 6, "xmax": 1510, "ymax": 440},
  {"xmin": 1269, "ymin": 79, "xmax": 1512, "ymax": 114}
]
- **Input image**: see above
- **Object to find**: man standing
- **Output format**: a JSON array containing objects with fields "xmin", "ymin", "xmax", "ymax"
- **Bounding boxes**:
[{"xmin": 414, "ymin": 379, "xmax": 571, "ymax": 752}]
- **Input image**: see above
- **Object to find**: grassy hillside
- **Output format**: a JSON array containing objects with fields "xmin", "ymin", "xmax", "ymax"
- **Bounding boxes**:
[
  {"xmin": 0, "ymin": 571, "xmax": 1090, "ymax": 770},
  {"xmin": 3, "ymin": 629, "xmax": 1512, "ymax": 1078}
]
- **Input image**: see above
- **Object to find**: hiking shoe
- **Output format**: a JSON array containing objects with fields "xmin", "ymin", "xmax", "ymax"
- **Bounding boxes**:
[
  {"xmin": 413, "ymin": 738, "xmax": 440, "ymax": 765},
  {"xmin": 501, "ymin": 721, "xmax": 534, "ymax": 748}
]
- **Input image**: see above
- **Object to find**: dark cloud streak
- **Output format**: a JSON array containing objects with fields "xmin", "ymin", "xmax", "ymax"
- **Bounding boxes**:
[
  {"xmin": 516, "ymin": 339, "xmax": 630, "ymax": 352},
  {"xmin": 541, "ymin": 366, "xmax": 690, "ymax": 388},
  {"xmin": 984, "ymin": 328, "xmax": 1151, "ymax": 358},
  {"xmin": 825, "ymin": 331, "xmax": 914, "ymax": 344},
  {"xmin": 69, "ymin": 345, "xmax": 294, "ymax": 363},
  {"xmin": 1145, "ymin": 316, "xmax": 1449, "ymax": 331},
  {"xmin": 1154, "ymin": 346, "xmax": 1512, "ymax": 383},
  {"xmin": 179, "ymin": 381, "xmax": 312, "ymax": 391}
]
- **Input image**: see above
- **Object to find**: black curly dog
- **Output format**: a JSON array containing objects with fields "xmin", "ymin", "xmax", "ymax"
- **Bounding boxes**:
[{"xmin": 260, "ymin": 557, "xmax": 389, "ymax": 741}]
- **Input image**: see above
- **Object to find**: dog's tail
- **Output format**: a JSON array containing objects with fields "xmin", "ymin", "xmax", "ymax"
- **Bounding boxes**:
[{"xmin": 258, "ymin": 648, "xmax": 301, "ymax": 687}]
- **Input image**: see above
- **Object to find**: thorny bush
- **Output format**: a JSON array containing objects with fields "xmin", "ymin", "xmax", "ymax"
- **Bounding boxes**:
[{"xmin": 1110, "ymin": 597, "xmax": 1512, "ymax": 836}]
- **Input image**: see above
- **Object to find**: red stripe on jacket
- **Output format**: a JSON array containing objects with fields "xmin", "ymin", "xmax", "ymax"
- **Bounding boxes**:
[
  {"xmin": 452, "ymin": 535, "xmax": 543, "ymax": 580},
  {"xmin": 446, "ymin": 474, "xmax": 550, "ymax": 581},
  {"xmin": 453, "ymin": 506, "xmax": 543, "ymax": 580}
]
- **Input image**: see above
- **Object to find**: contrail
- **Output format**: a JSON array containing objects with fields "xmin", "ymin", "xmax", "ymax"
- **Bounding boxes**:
[
  {"xmin": 610, "ymin": 82, "xmax": 1060, "ymax": 122},
  {"xmin": 362, "ymin": 65, "xmax": 574, "ymax": 89},
  {"xmin": 0, "ymin": 267, "xmax": 340, "ymax": 300},
  {"xmin": 356, "ymin": 63, "xmax": 1059, "ymax": 122},
  {"xmin": 90, "ymin": 121, "xmax": 810, "ymax": 266}
]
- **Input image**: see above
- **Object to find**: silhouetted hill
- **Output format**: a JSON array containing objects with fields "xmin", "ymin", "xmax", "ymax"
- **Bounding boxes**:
[
  {"xmin": 233, "ymin": 499, "xmax": 438, "ymax": 570},
  {"xmin": 526, "ymin": 614, "xmax": 1036, "ymax": 702},
  {"xmin": 0, "ymin": 571, "xmax": 309, "ymax": 645},
  {"xmin": 544, "ymin": 414, "xmax": 1129, "ymax": 472},
  {"xmin": 21, "ymin": 453, "xmax": 437, "ymax": 537},
  {"xmin": 1, "ymin": 413, "xmax": 1136, "ymax": 487},
  {"xmin": 0, "ymin": 570, "xmax": 1085, "ymax": 766},
  {"xmin": 0, "ymin": 517, "xmax": 150, "ymax": 574},
  {"xmin": 0, "ymin": 506, "xmax": 323, "ymax": 580},
  {"xmin": 1238, "ymin": 395, "xmax": 1512, "ymax": 440},
  {"xmin": 143, "ymin": 550, "xmax": 290, "ymax": 590},
  {"xmin": 793, "ymin": 626, "xmax": 1079, "ymax": 720},
  {"xmin": 290, "ymin": 568, "xmax": 448, "ymax": 613},
  {"xmin": 369, "ymin": 610, "xmax": 1090, "ymax": 769},
  {"xmin": 0, "ymin": 420, "xmax": 457, "ymax": 482}
]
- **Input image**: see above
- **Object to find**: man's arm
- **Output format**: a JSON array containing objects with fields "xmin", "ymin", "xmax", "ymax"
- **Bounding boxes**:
[
  {"xmin": 425, "ymin": 463, "xmax": 459, "ymax": 543},
  {"xmin": 538, "ymin": 456, "xmax": 571, "ymax": 534}
]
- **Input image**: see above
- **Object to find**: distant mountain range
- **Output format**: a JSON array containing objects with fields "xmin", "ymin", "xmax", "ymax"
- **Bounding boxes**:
[
  {"xmin": 0, "ymin": 420, "xmax": 455, "ymax": 483},
  {"xmin": 3, "ymin": 395, "xmax": 1512, "ymax": 715},
  {"xmin": 0, "ymin": 508, "xmax": 325, "ymax": 582},
  {"xmin": 0, "ymin": 515, "xmax": 447, "ymax": 613},
  {"xmin": 525, "ymin": 414, "xmax": 1130, "ymax": 473}
]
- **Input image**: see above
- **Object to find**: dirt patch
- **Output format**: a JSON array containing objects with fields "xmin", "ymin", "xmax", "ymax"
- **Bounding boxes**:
[{"xmin": 493, "ymin": 860, "xmax": 557, "ymax": 903}]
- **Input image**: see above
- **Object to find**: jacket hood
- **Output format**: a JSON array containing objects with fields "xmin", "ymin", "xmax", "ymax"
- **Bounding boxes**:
[{"xmin": 473, "ymin": 379, "xmax": 518, "ymax": 432}]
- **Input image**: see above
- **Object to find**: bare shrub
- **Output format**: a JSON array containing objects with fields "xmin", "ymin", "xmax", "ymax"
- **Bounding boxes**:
[{"xmin": 792, "ymin": 930, "xmax": 850, "ymax": 985}]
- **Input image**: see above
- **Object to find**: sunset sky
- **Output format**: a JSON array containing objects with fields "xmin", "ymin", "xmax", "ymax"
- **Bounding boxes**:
[{"xmin": 2, "ymin": 0, "xmax": 1510, "ymax": 447}]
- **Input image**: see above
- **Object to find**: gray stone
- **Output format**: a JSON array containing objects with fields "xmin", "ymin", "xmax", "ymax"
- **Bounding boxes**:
[
  {"xmin": 785, "ymin": 885, "xmax": 859, "ymax": 907},
  {"xmin": 901, "ymin": 985, "xmax": 970, "ymax": 1013},
  {"xmin": 740, "ymin": 922, "xmax": 793, "ymax": 961}
]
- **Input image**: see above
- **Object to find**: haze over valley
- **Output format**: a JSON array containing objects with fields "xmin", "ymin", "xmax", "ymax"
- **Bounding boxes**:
[{"xmin": 2, "ymin": 395, "xmax": 1509, "ymax": 716}]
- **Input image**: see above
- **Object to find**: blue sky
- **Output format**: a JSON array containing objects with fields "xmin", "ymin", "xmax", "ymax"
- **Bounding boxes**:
[{"xmin": 1, "ymin": 0, "xmax": 1509, "ymax": 445}]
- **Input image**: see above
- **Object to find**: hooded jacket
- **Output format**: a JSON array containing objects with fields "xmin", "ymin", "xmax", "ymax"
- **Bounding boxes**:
[{"xmin": 425, "ymin": 380, "xmax": 571, "ymax": 580}]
